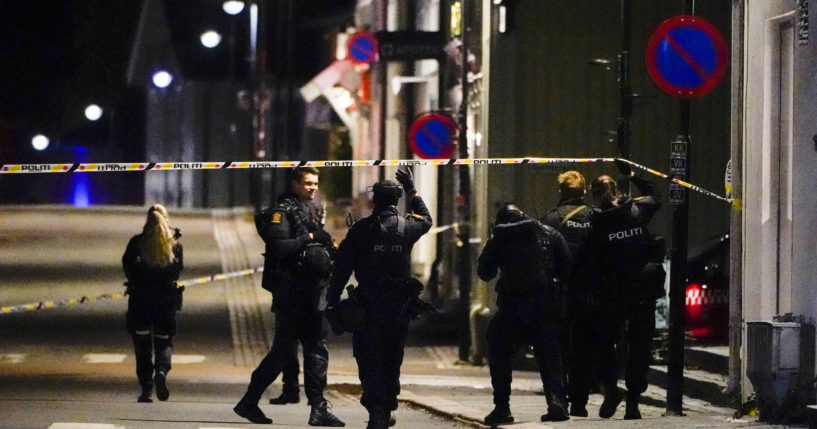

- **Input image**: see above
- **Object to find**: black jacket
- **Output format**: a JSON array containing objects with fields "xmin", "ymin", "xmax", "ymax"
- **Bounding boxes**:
[
  {"xmin": 589, "ymin": 174, "xmax": 661, "ymax": 287},
  {"xmin": 327, "ymin": 195, "xmax": 432, "ymax": 306},
  {"xmin": 478, "ymin": 218, "xmax": 570, "ymax": 304},
  {"xmin": 122, "ymin": 235, "xmax": 183, "ymax": 298}
]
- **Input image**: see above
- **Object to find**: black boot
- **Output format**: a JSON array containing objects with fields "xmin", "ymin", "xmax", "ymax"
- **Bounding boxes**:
[
  {"xmin": 269, "ymin": 391, "xmax": 300, "ymax": 404},
  {"xmin": 624, "ymin": 394, "xmax": 642, "ymax": 420},
  {"xmin": 309, "ymin": 401, "xmax": 345, "ymax": 427},
  {"xmin": 366, "ymin": 407, "xmax": 389, "ymax": 429},
  {"xmin": 153, "ymin": 370, "xmax": 169, "ymax": 401},
  {"xmin": 388, "ymin": 411, "xmax": 396, "ymax": 427},
  {"xmin": 599, "ymin": 387, "xmax": 623, "ymax": 418},
  {"xmin": 484, "ymin": 406, "xmax": 514, "ymax": 426},
  {"xmin": 137, "ymin": 383, "xmax": 153, "ymax": 403},
  {"xmin": 569, "ymin": 402, "xmax": 588, "ymax": 417},
  {"xmin": 541, "ymin": 392, "xmax": 570, "ymax": 422},
  {"xmin": 234, "ymin": 397, "xmax": 273, "ymax": 424},
  {"xmin": 540, "ymin": 405, "xmax": 570, "ymax": 422}
]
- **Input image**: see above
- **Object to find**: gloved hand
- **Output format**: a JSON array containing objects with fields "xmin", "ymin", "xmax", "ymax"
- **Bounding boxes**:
[
  {"xmin": 395, "ymin": 167, "xmax": 416, "ymax": 195},
  {"xmin": 311, "ymin": 228, "xmax": 333, "ymax": 245},
  {"xmin": 614, "ymin": 159, "xmax": 632, "ymax": 177}
]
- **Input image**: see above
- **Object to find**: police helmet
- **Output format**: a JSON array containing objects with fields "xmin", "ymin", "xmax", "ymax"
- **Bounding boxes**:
[
  {"xmin": 495, "ymin": 203, "xmax": 527, "ymax": 224},
  {"xmin": 372, "ymin": 180, "xmax": 403, "ymax": 206}
]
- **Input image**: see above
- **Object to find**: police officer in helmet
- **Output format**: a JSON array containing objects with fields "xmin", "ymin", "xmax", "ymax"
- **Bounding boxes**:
[
  {"xmin": 478, "ymin": 203, "xmax": 572, "ymax": 425},
  {"xmin": 234, "ymin": 167, "xmax": 344, "ymax": 426},
  {"xmin": 588, "ymin": 160, "xmax": 662, "ymax": 420},
  {"xmin": 326, "ymin": 168, "xmax": 432, "ymax": 429}
]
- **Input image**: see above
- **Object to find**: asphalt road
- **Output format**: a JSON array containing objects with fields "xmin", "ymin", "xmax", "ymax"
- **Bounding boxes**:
[{"xmin": 0, "ymin": 206, "xmax": 469, "ymax": 429}]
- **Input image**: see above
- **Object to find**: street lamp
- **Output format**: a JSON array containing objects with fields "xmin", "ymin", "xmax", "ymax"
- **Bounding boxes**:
[
  {"xmin": 222, "ymin": 1, "xmax": 245, "ymax": 15},
  {"xmin": 84, "ymin": 104, "xmax": 103, "ymax": 121},
  {"xmin": 200, "ymin": 30, "xmax": 222, "ymax": 48},
  {"xmin": 31, "ymin": 134, "xmax": 49, "ymax": 151},
  {"xmin": 151, "ymin": 70, "xmax": 174, "ymax": 88}
]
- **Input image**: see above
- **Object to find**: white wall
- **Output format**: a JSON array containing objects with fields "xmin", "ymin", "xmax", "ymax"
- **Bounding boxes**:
[{"xmin": 741, "ymin": 0, "xmax": 817, "ymax": 399}]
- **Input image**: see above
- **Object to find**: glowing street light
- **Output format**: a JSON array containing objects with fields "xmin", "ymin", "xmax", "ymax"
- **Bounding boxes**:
[
  {"xmin": 200, "ymin": 30, "xmax": 222, "ymax": 48},
  {"xmin": 152, "ymin": 70, "xmax": 174, "ymax": 88},
  {"xmin": 31, "ymin": 134, "xmax": 50, "ymax": 151},
  {"xmin": 84, "ymin": 104, "xmax": 103, "ymax": 121},
  {"xmin": 222, "ymin": 1, "xmax": 245, "ymax": 15}
]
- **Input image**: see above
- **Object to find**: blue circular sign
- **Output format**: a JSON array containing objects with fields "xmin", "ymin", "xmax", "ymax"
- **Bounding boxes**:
[
  {"xmin": 409, "ymin": 112, "xmax": 458, "ymax": 159},
  {"xmin": 347, "ymin": 32, "xmax": 378, "ymax": 64},
  {"xmin": 645, "ymin": 16, "xmax": 728, "ymax": 99}
]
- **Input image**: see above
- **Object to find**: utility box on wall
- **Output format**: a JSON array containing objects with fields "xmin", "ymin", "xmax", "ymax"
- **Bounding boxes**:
[{"xmin": 746, "ymin": 320, "xmax": 803, "ymax": 422}]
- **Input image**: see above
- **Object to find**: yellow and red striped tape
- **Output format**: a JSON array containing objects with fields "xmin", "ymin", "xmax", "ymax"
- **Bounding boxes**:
[{"xmin": 0, "ymin": 157, "xmax": 731, "ymax": 203}]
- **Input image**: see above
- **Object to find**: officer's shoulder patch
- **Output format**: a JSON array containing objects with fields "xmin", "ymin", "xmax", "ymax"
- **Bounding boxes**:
[{"xmin": 271, "ymin": 212, "xmax": 282, "ymax": 224}]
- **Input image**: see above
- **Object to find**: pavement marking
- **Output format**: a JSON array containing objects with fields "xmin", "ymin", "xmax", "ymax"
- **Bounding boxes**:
[
  {"xmin": 48, "ymin": 424, "xmax": 124, "ymax": 429},
  {"xmin": 0, "ymin": 353, "xmax": 26, "ymax": 364},
  {"xmin": 173, "ymin": 354, "xmax": 206, "ymax": 364},
  {"xmin": 82, "ymin": 353, "xmax": 127, "ymax": 363}
]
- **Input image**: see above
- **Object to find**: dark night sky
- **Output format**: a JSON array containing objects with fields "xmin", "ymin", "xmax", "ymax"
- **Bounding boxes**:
[{"xmin": 0, "ymin": 0, "xmax": 354, "ymax": 159}]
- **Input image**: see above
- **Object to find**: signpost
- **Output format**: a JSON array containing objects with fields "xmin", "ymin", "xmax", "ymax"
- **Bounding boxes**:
[
  {"xmin": 645, "ymin": 13, "xmax": 728, "ymax": 415},
  {"xmin": 408, "ymin": 112, "xmax": 458, "ymax": 159}
]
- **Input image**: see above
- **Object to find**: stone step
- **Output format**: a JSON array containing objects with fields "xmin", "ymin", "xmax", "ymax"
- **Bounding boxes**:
[
  {"xmin": 647, "ymin": 364, "xmax": 736, "ymax": 408},
  {"xmin": 685, "ymin": 345, "xmax": 729, "ymax": 375}
]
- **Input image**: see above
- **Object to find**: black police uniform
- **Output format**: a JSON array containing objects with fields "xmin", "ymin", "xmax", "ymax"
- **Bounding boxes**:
[
  {"xmin": 588, "ymin": 173, "xmax": 661, "ymax": 417},
  {"xmin": 238, "ymin": 191, "xmax": 336, "ymax": 418},
  {"xmin": 122, "ymin": 234, "xmax": 183, "ymax": 402},
  {"xmin": 478, "ymin": 209, "xmax": 571, "ymax": 422},
  {"xmin": 327, "ymin": 187, "xmax": 432, "ymax": 426},
  {"xmin": 544, "ymin": 197, "xmax": 595, "ymax": 414}
]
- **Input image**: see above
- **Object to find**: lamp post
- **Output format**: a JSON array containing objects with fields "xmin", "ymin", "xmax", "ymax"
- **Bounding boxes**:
[{"xmin": 223, "ymin": 1, "xmax": 245, "ymax": 207}]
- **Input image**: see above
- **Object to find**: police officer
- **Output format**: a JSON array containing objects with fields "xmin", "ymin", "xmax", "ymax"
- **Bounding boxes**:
[
  {"xmin": 478, "ymin": 204, "xmax": 571, "ymax": 425},
  {"xmin": 326, "ymin": 168, "xmax": 432, "ymax": 429},
  {"xmin": 543, "ymin": 171, "xmax": 595, "ymax": 417},
  {"xmin": 122, "ymin": 204, "xmax": 183, "ymax": 403},
  {"xmin": 234, "ymin": 167, "xmax": 344, "ymax": 427},
  {"xmin": 588, "ymin": 160, "xmax": 662, "ymax": 420}
]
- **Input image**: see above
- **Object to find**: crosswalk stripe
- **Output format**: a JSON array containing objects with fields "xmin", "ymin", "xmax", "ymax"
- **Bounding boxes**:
[
  {"xmin": 0, "ymin": 353, "xmax": 26, "ymax": 364},
  {"xmin": 173, "ymin": 354, "xmax": 206, "ymax": 364},
  {"xmin": 1, "ymin": 353, "xmax": 208, "ymax": 364},
  {"xmin": 82, "ymin": 353, "xmax": 127, "ymax": 363},
  {"xmin": 48, "ymin": 424, "xmax": 124, "ymax": 429}
]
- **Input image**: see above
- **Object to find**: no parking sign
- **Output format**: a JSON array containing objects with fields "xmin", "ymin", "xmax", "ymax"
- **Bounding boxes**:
[
  {"xmin": 645, "ymin": 16, "xmax": 728, "ymax": 99},
  {"xmin": 409, "ymin": 112, "xmax": 458, "ymax": 159}
]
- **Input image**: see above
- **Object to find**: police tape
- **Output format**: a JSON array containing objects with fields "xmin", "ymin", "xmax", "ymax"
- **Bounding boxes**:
[
  {"xmin": 0, "ymin": 157, "xmax": 731, "ymax": 203},
  {"xmin": 0, "ymin": 267, "xmax": 264, "ymax": 315},
  {"xmin": 616, "ymin": 159, "xmax": 731, "ymax": 203}
]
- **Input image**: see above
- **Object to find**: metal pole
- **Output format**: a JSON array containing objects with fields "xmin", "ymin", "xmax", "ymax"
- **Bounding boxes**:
[
  {"xmin": 457, "ymin": 0, "xmax": 473, "ymax": 363},
  {"xmin": 617, "ymin": 0, "xmax": 632, "ymax": 159},
  {"xmin": 666, "ymin": 1, "xmax": 693, "ymax": 415}
]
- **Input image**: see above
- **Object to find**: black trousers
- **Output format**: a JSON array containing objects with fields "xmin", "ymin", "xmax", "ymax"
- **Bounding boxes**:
[
  {"xmin": 282, "ymin": 359, "xmax": 300, "ymax": 394},
  {"xmin": 127, "ymin": 294, "xmax": 176, "ymax": 386},
  {"xmin": 563, "ymin": 299, "xmax": 597, "ymax": 407},
  {"xmin": 487, "ymin": 301, "xmax": 566, "ymax": 412},
  {"xmin": 596, "ymin": 298, "xmax": 656, "ymax": 398},
  {"xmin": 245, "ymin": 307, "xmax": 329, "ymax": 405},
  {"xmin": 352, "ymin": 294, "xmax": 410, "ymax": 413}
]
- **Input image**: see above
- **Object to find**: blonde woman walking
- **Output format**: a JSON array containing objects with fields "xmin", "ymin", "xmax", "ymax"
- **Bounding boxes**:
[{"xmin": 122, "ymin": 204, "xmax": 183, "ymax": 403}]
